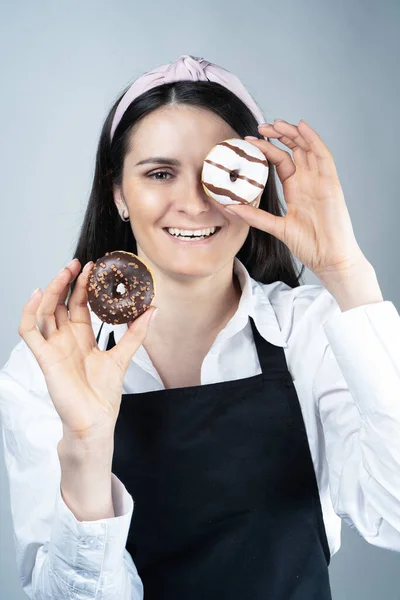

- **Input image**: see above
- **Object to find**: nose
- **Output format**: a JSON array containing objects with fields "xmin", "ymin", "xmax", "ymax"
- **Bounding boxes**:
[{"xmin": 173, "ymin": 174, "xmax": 213, "ymax": 216}]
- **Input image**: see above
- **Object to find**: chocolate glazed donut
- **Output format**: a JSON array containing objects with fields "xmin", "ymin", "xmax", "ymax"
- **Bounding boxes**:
[{"xmin": 87, "ymin": 251, "xmax": 156, "ymax": 325}]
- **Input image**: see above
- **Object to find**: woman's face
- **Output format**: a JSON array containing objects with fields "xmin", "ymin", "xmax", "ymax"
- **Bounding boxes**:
[{"xmin": 114, "ymin": 105, "xmax": 261, "ymax": 280}]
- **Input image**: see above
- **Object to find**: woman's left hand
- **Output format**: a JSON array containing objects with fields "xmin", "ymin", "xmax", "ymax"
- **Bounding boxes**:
[{"xmin": 224, "ymin": 119, "xmax": 366, "ymax": 279}]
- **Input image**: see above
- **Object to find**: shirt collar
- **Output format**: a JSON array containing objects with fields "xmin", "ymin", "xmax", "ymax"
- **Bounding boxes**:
[
  {"xmin": 222, "ymin": 257, "xmax": 288, "ymax": 348},
  {"xmin": 102, "ymin": 257, "xmax": 287, "ymax": 349}
]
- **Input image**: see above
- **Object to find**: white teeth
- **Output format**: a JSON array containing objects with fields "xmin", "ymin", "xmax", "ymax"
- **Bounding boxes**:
[{"xmin": 167, "ymin": 226, "xmax": 216, "ymax": 237}]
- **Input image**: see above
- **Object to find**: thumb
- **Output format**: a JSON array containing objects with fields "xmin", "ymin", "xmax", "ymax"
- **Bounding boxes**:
[
  {"xmin": 109, "ymin": 306, "xmax": 158, "ymax": 372},
  {"xmin": 223, "ymin": 204, "xmax": 285, "ymax": 241}
]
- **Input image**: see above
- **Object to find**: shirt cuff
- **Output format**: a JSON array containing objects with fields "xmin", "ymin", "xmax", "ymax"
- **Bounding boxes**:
[
  {"xmin": 48, "ymin": 472, "xmax": 134, "ymax": 594},
  {"xmin": 322, "ymin": 300, "xmax": 400, "ymax": 416}
]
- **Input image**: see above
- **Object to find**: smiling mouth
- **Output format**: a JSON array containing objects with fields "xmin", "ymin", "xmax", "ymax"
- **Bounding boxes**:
[{"xmin": 163, "ymin": 227, "xmax": 222, "ymax": 241}]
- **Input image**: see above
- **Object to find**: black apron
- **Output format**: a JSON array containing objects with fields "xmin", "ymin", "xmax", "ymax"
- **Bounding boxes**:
[{"xmin": 100, "ymin": 316, "xmax": 332, "ymax": 599}]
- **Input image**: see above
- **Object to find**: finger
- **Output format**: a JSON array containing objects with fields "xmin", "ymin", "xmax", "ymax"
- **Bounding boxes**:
[
  {"xmin": 222, "ymin": 203, "xmax": 286, "ymax": 242},
  {"xmin": 18, "ymin": 289, "xmax": 48, "ymax": 359},
  {"xmin": 258, "ymin": 120, "xmax": 319, "ymax": 172},
  {"xmin": 244, "ymin": 138, "xmax": 297, "ymax": 183},
  {"xmin": 258, "ymin": 121, "xmax": 311, "ymax": 152},
  {"xmin": 67, "ymin": 261, "xmax": 94, "ymax": 327},
  {"xmin": 109, "ymin": 306, "xmax": 158, "ymax": 374},
  {"xmin": 57, "ymin": 264, "xmax": 81, "ymax": 310},
  {"xmin": 55, "ymin": 263, "xmax": 83, "ymax": 326},
  {"xmin": 296, "ymin": 120, "xmax": 339, "ymax": 179},
  {"xmin": 37, "ymin": 259, "xmax": 81, "ymax": 337},
  {"xmin": 258, "ymin": 121, "xmax": 312, "ymax": 171}
]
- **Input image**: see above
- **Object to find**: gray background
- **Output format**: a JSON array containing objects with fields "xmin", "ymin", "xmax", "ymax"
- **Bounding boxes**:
[{"xmin": 1, "ymin": 0, "xmax": 399, "ymax": 598}]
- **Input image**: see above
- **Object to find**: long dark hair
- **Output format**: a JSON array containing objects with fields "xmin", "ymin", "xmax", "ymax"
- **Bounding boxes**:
[{"xmin": 70, "ymin": 80, "xmax": 305, "ymax": 295}]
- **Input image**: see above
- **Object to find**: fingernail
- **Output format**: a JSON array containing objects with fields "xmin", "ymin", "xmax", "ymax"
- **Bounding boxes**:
[
  {"xmin": 66, "ymin": 258, "xmax": 79, "ymax": 268},
  {"xmin": 245, "ymin": 136, "xmax": 259, "ymax": 140},
  {"xmin": 58, "ymin": 258, "xmax": 78, "ymax": 275},
  {"xmin": 83, "ymin": 261, "xmax": 93, "ymax": 271},
  {"xmin": 149, "ymin": 308, "xmax": 159, "ymax": 324},
  {"xmin": 30, "ymin": 288, "xmax": 40, "ymax": 298}
]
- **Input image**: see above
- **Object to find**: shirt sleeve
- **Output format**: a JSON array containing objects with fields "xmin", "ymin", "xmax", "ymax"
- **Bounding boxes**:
[
  {"xmin": 0, "ymin": 327, "xmax": 144, "ymax": 598},
  {"xmin": 314, "ymin": 297, "xmax": 400, "ymax": 552}
]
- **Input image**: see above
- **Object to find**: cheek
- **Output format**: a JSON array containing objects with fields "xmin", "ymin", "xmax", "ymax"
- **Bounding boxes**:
[
  {"xmin": 234, "ymin": 220, "xmax": 251, "ymax": 241},
  {"xmin": 127, "ymin": 187, "xmax": 166, "ymax": 223},
  {"xmin": 223, "ymin": 214, "xmax": 251, "ymax": 250}
]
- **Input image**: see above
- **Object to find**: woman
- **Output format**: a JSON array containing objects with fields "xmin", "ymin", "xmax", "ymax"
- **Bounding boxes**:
[{"xmin": 1, "ymin": 54, "xmax": 400, "ymax": 600}]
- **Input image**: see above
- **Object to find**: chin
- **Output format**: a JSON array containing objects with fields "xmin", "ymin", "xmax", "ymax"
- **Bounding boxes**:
[
  {"xmin": 136, "ymin": 236, "xmax": 241, "ymax": 280},
  {"xmin": 160, "ymin": 259, "xmax": 223, "ymax": 280}
]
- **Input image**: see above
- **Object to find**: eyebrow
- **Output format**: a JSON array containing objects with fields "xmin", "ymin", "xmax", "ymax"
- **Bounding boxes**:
[{"xmin": 134, "ymin": 157, "xmax": 182, "ymax": 167}]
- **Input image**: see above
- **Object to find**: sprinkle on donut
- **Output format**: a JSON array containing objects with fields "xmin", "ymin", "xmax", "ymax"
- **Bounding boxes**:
[
  {"xmin": 201, "ymin": 138, "xmax": 269, "ymax": 206},
  {"xmin": 86, "ymin": 251, "xmax": 156, "ymax": 325}
]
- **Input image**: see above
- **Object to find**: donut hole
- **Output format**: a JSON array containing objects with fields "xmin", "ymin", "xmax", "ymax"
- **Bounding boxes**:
[
  {"xmin": 116, "ymin": 282, "xmax": 127, "ymax": 296},
  {"xmin": 230, "ymin": 169, "xmax": 239, "ymax": 182}
]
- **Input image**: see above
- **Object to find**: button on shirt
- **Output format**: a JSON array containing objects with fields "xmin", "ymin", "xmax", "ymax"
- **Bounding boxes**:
[{"xmin": 1, "ymin": 257, "xmax": 400, "ymax": 600}]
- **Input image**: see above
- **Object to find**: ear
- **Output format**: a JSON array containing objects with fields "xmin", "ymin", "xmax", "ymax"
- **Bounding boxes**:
[{"xmin": 113, "ymin": 185, "xmax": 125, "ymax": 213}]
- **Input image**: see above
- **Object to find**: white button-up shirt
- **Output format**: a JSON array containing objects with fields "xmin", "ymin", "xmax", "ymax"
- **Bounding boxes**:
[{"xmin": 1, "ymin": 257, "xmax": 400, "ymax": 599}]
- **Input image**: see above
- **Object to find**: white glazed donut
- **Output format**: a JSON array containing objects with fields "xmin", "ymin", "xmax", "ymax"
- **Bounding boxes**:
[{"xmin": 201, "ymin": 138, "xmax": 269, "ymax": 206}]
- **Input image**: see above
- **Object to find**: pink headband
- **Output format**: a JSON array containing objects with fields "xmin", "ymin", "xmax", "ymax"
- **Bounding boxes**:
[{"xmin": 110, "ymin": 54, "xmax": 266, "ymax": 142}]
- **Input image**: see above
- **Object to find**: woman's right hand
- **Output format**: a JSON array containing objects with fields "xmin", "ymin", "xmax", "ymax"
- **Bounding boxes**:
[{"xmin": 18, "ymin": 258, "xmax": 158, "ymax": 444}]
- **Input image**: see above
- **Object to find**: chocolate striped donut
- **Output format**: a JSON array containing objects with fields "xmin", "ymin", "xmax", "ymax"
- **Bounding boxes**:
[{"xmin": 201, "ymin": 138, "xmax": 269, "ymax": 206}]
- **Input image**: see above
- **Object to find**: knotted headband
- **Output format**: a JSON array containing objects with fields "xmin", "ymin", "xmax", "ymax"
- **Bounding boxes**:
[{"xmin": 110, "ymin": 54, "xmax": 266, "ymax": 142}]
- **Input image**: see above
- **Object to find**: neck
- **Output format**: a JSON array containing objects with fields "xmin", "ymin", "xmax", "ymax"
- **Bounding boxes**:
[{"xmin": 138, "ymin": 260, "xmax": 242, "ymax": 345}]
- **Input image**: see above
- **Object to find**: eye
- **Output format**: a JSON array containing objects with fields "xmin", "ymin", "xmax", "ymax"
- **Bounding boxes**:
[{"xmin": 147, "ymin": 170, "xmax": 173, "ymax": 181}]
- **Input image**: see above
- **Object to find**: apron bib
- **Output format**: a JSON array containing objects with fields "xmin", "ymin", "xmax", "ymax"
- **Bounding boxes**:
[{"xmin": 103, "ymin": 317, "xmax": 332, "ymax": 599}]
